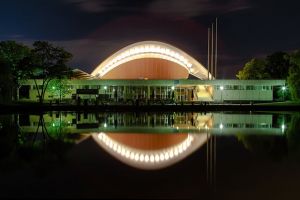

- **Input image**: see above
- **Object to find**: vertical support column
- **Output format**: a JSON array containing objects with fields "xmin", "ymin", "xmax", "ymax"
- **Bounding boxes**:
[
  {"xmin": 215, "ymin": 18, "xmax": 218, "ymax": 79},
  {"xmin": 124, "ymin": 86, "xmax": 127, "ymax": 101},
  {"xmin": 147, "ymin": 86, "xmax": 150, "ymax": 100},
  {"xmin": 211, "ymin": 23, "xmax": 214, "ymax": 80},
  {"xmin": 207, "ymin": 28, "xmax": 211, "ymax": 80}
]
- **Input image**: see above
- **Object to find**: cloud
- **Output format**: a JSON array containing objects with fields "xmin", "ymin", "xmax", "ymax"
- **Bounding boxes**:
[
  {"xmin": 66, "ymin": 0, "xmax": 111, "ymax": 13},
  {"xmin": 65, "ymin": 0, "xmax": 251, "ymax": 17},
  {"xmin": 0, "ymin": 34, "xmax": 24, "ymax": 40},
  {"xmin": 147, "ymin": 0, "xmax": 251, "ymax": 17}
]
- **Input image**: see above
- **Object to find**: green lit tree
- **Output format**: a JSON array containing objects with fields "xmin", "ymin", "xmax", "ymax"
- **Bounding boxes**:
[
  {"xmin": 236, "ymin": 58, "xmax": 270, "ymax": 80},
  {"xmin": 47, "ymin": 79, "xmax": 72, "ymax": 103}
]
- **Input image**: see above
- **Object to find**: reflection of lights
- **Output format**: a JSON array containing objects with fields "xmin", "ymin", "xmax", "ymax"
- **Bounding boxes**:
[
  {"xmin": 220, "ymin": 86, "xmax": 224, "ymax": 91},
  {"xmin": 130, "ymin": 152, "xmax": 135, "ymax": 160},
  {"xmin": 282, "ymin": 86, "xmax": 286, "ymax": 91},
  {"xmin": 104, "ymin": 123, "xmax": 107, "ymax": 128},
  {"xmin": 281, "ymin": 124, "xmax": 286, "ymax": 133},
  {"xmin": 150, "ymin": 155, "xmax": 155, "ymax": 162},
  {"xmin": 134, "ymin": 154, "xmax": 139, "ymax": 161},
  {"xmin": 140, "ymin": 154, "xmax": 145, "ymax": 162},
  {"xmin": 160, "ymin": 153, "xmax": 165, "ymax": 161},
  {"xmin": 97, "ymin": 133, "xmax": 194, "ymax": 163},
  {"xmin": 96, "ymin": 44, "xmax": 193, "ymax": 77},
  {"xmin": 171, "ymin": 86, "xmax": 175, "ymax": 90},
  {"xmin": 155, "ymin": 154, "xmax": 160, "ymax": 162},
  {"xmin": 104, "ymin": 86, "xmax": 107, "ymax": 90},
  {"xmin": 219, "ymin": 123, "xmax": 224, "ymax": 129}
]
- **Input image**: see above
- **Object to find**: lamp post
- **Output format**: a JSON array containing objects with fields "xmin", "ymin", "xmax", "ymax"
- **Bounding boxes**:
[{"xmin": 220, "ymin": 86, "xmax": 224, "ymax": 103}]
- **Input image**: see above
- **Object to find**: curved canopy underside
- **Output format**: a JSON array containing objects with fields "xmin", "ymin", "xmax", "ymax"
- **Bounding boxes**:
[
  {"xmin": 100, "ymin": 58, "xmax": 190, "ymax": 79},
  {"xmin": 92, "ymin": 41, "xmax": 210, "ymax": 80}
]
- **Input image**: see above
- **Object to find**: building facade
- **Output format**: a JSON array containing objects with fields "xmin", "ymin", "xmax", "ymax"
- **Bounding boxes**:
[
  {"xmin": 17, "ymin": 41, "xmax": 286, "ymax": 104},
  {"xmin": 19, "ymin": 79, "xmax": 285, "ymax": 104}
]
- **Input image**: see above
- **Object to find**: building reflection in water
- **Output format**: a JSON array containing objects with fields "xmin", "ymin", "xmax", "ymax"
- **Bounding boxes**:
[
  {"xmin": 16, "ymin": 111, "xmax": 286, "ymax": 180},
  {"xmin": 92, "ymin": 132, "xmax": 209, "ymax": 170},
  {"xmin": 19, "ymin": 112, "xmax": 284, "ymax": 135}
]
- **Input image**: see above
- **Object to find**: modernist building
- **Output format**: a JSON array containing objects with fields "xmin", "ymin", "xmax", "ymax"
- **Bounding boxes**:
[{"xmin": 19, "ymin": 41, "xmax": 286, "ymax": 103}]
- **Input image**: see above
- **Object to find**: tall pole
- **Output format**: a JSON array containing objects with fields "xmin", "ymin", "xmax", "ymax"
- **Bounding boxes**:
[
  {"xmin": 214, "ymin": 18, "xmax": 218, "ymax": 79},
  {"xmin": 211, "ymin": 23, "xmax": 214, "ymax": 80},
  {"xmin": 207, "ymin": 28, "xmax": 211, "ymax": 80}
]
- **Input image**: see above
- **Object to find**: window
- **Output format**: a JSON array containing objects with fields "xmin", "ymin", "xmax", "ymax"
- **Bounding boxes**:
[
  {"xmin": 233, "ymin": 85, "xmax": 239, "ymax": 90},
  {"xmin": 246, "ymin": 85, "xmax": 255, "ymax": 90},
  {"xmin": 262, "ymin": 86, "xmax": 270, "ymax": 90}
]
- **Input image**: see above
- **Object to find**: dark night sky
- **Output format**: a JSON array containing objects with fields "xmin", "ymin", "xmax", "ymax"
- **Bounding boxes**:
[{"xmin": 1, "ymin": 0, "xmax": 300, "ymax": 78}]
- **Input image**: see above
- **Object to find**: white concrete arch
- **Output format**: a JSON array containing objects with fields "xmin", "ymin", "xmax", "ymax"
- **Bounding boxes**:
[{"xmin": 91, "ymin": 41, "xmax": 210, "ymax": 79}]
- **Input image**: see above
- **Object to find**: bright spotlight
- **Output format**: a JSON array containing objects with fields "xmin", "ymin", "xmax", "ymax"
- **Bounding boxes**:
[{"xmin": 219, "ymin": 123, "xmax": 224, "ymax": 129}]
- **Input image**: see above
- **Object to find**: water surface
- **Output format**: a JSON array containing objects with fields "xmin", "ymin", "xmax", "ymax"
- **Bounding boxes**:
[{"xmin": 0, "ymin": 111, "xmax": 299, "ymax": 199}]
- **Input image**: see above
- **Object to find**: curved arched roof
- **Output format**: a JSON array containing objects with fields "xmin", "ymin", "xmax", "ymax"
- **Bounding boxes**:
[{"xmin": 92, "ymin": 41, "xmax": 210, "ymax": 80}]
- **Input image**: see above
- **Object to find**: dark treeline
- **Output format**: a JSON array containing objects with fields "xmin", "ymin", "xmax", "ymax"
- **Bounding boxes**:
[{"xmin": 236, "ymin": 51, "xmax": 300, "ymax": 101}]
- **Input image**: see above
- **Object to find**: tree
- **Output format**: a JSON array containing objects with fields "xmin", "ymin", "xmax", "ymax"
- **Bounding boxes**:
[
  {"xmin": 0, "ymin": 59, "xmax": 13, "ymax": 103},
  {"xmin": 287, "ymin": 50, "xmax": 300, "ymax": 101},
  {"xmin": 236, "ymin": 58, "xmax": 270, "ymax": 80},
  {"xmin": 0, "ymin": 41, "xmax": 31, "ymax": 100},
  {"xmin": 265, "ymin": 52, "xmax": 290, "ymax": 79},
  {"xmin": 47, "ymin": 79, "xmax": 72, "ymax": 103},
  {"xmin": 29, "ymin": 41, "xmax": 73, "ymax": 103}
]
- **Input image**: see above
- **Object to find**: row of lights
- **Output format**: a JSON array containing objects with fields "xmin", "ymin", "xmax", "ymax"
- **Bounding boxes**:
[
  {"xmin": 97, "ymin": 133, "xmax": 194, "ymax": 163},
  {"xmin": 96, "ymin": 45, "xmax": 193, "ymax": 77}
]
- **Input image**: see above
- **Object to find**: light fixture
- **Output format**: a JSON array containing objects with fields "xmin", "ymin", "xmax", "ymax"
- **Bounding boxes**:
[
  {"xmin": 219, "ymin": 123, "xmax": 224, "ymax": 129},
  {"xmin": 281, "ymin": 124, "xmax": 286, "ymax": 133}
]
